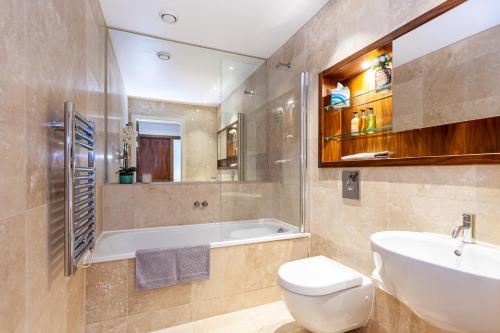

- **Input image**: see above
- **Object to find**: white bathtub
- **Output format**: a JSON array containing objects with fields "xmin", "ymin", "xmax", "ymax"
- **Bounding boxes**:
[{"xmin": 85, "ymin": 218, "xmax": 308, "ymax": 263}]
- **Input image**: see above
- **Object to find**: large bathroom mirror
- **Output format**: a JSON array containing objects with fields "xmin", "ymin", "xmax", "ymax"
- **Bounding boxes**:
[
  {"xmin": 392, "ymin": 0, "xmax": 500, "ymax": 132},
  {"xmin": 105, "ymin": 29, "xmax": 264, "ymax": 183},
  {"xmin": 318, "ymin": 0, "xmax": 500, "ymax": 167}
]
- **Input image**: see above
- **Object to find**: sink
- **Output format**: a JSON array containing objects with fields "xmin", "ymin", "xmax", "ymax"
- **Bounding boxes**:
[{"xmin": 371, "ymin": 231, "xmax": 500, "ymax": 333}]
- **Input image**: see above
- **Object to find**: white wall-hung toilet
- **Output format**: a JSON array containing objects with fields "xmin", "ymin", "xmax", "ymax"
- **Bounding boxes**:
[{"xmin": 278, "ymin": 256, "xmax": 374, "ymax": 333}]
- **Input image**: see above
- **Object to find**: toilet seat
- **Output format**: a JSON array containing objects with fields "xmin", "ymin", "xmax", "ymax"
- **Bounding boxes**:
[{"xmin": 278, "ymin": 256, "xmax": 363, "ymax": 296}]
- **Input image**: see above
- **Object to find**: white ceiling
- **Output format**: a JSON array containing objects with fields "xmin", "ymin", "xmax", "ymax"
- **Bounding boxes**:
[
  {"xmin": 100, "ymin": 0, "xmax": 329, "ymax": 58},
  {"xmin": 109, "ymin": 29, "xmax": 263, "ymax": 105}
]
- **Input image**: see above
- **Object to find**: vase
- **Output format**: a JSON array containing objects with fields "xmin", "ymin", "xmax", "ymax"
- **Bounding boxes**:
[
  {"xmin": 119, "ymin": 175, "xmax": 134, "ymax": 184},
  {"xmin": 375, "ymin": 67, "xmax": 392, "ymax": 90}
]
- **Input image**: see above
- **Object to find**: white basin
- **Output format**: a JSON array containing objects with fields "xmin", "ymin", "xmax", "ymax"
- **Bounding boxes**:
[{"xmin": 371, "ymin": 231, "xmax": 500, "ymax": 333}]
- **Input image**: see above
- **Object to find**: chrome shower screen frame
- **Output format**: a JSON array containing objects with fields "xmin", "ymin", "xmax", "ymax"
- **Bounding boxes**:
[{"xmin": 299, "ymin": 71, "xmax": 308, "ymax": 233}]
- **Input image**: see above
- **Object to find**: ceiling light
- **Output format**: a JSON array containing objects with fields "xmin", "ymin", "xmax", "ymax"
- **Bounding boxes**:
[
  {"xmin": 156, "ymin": 51, "xmax": 171, "ymax": 60},
  {"xmin": 213, "ymin": 86, "xmax": 218, "ymax": 91},
  {"xmin": 229, "ymin": 66, "xmax": 235, "ymax": 70},
  {"xmin": 361, "ymin": 61, "xmax": 372, "ymax": 69},
  {"xmin": 159, "ymin": 11, "xmax": 178, "ymax": 24}
]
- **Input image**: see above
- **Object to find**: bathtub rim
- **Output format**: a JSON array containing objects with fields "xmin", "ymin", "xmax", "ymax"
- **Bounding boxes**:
[{"xmin": 83, "ymin": 220, "xmax": 310, "ymax": 264}]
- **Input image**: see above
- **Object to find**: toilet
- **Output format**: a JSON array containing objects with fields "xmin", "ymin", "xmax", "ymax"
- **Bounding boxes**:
[{"xmin": 278, "ymin": 256, "xmax": 373, "ymax": 333}]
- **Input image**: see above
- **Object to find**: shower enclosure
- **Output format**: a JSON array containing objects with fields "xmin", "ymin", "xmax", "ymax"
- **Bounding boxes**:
[
  {"xmin": 218, "ymin": 55, "xmax": 308, "ymax": 239},
  {"xmin": 103, "ymin": 29, "xmax": 308, "ymax": 244}
]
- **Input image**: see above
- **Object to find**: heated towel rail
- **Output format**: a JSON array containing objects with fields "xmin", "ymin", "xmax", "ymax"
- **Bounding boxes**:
[{"xmin": 52, "ymin": 101, "xmax": 96, "ymax": 276}]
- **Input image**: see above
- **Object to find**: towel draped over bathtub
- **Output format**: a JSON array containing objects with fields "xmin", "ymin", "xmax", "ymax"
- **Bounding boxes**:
[{"xmin": 135, "ymin": 245, "xmax": 210, "ymax": 291}]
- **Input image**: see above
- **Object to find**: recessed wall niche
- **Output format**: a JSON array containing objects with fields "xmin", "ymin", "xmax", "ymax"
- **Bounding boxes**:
[{"xmin": 318, "ymin": 0, "xmax": 500, "ymax": 168}]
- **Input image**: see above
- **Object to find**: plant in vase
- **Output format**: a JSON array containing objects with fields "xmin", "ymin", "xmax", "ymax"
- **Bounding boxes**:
[
  {"xmin": 120, "ymin": 121, "xmax": 138, "ymax": 167},
  {"xmin": 373, "ymin": 54, "xmax": 392, "ymax": 91},
  {"xmin": 116, "ymin": 167, "xmax": 136, "ymax": 184}
]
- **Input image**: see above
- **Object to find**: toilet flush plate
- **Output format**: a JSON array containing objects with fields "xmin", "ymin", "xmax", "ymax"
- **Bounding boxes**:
[{"xmin": 342, "ymin": 170, "xmax": 360, "ymax": 200}]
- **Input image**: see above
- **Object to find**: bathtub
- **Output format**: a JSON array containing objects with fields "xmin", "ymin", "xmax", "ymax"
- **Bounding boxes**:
[{"xmin": 85, "ymin": 218, "xmax": 308, "ymax": 263}]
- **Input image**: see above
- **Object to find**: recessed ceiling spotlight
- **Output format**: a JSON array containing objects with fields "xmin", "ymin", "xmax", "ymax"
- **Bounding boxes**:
[
  {"xmin": 159, "ymin": 10, "xmax": 178, "ymax": 24},
  {"xmin": 156, "ymin": 51, "xmax": 171, "ymax": 60},
  {"xmin": 229, "ymin": 66, "xmax": 235, "ymax": 70}
]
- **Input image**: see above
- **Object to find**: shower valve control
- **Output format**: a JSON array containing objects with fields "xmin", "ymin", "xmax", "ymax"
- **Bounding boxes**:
[{"xmin": 194, "ymin": 201, "xmax": 208, "ymax": 208}]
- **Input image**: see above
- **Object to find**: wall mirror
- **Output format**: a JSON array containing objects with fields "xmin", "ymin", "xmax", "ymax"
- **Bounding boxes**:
[
  {"xmin": 319, "ymin": 0, "xmax": 500, "ymax": 167},
  {"xmin": 105, "ymin": 29, "xmax": 264, "ymax": 182}
]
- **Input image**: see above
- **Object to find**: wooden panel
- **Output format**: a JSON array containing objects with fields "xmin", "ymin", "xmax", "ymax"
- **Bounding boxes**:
[
  {"xmin": 420, "ymin": 122, "xmax": 468, "ymax": 157},
  {"xmin": 321, "ymin": 154, "xmax": 500, "ymax": 168},
  {"xmin": 137, "ymin": 135, "xmax": 174, "ymax": 182},
  {"xmin": 367, "ymin": 132, "xmax": 398, "ymax": 157},
  {"xmin": 397, "ymin": 129, "xmax": 420, "ymax": 158},
  {"xmin": 467, "ymin": 117, "xmax": 499, "ymax": 154},
  {"xmin": 320, "ymin": 116, "xmax": 500, "ymax": 167}
]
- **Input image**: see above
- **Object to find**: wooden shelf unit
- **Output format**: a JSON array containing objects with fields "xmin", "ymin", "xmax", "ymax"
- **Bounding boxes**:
[
  {"xmin": 317, "ymin": 0, "xmax": 500, "ymax": 168},
  {"xmin": 320, "ymin": 42, "xmax": 393, "ymax": 163}
]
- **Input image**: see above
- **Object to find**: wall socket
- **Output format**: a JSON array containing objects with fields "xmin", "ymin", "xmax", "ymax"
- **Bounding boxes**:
[{"xmin": 342, "ymin": 170, "xmax": 360, "ymax": 200}]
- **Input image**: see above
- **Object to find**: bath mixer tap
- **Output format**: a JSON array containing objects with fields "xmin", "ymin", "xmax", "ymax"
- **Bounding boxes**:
[{"xmin": 451, "ymin": 213, "xmax": 476, "ymax": 243}]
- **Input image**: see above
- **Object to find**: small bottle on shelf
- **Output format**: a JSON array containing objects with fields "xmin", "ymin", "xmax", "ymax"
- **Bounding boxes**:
[
  {"xmin": 367, "ymin": 108, "xmax": 377, "ymax": 133},
  {"xmin": 360, "ymin": 110, "xmax": 368, "ymax": 133},
  {"xmin": 351, "ymin": 112, "xmax": 360, "ymax": 135}
]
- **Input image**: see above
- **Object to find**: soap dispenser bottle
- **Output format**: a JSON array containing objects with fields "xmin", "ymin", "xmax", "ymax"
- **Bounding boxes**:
[
  {"xmin": 367, "ymin": 108, "xmax": 377, "ymax": 133},
  {"xmin": 351, "ymin": 112, "xmax": 360, "ymax": 135},
  {"xmin": 360, "ymin": 110, "xmax": 367, "ymax": 133}
]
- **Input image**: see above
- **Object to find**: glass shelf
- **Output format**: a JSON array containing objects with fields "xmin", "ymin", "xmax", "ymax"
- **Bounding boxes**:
[
  {"xmin": 324, "ymin": 84, "xmax": 392, "ymax": 111},
  {"xmin": 324, "ymin": 125, "xmax": 393, "ymax": 141}
]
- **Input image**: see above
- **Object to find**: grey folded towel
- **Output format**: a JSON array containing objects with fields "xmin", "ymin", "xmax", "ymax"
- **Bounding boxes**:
[{"xmin": 136, "ymin": 245, "xmax": 210, "ymax": 291}]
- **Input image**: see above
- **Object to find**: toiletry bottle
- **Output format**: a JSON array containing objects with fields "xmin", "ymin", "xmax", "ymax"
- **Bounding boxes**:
[
  {"xmin": 351, "ymin": 112, "xmax": 360, "ymax": 135},
  {"xmin": 360, "ymin": 110, "xmax": 367, "ymax": 133},
  {"xmin": 367, "ymin": 108, "xmax": 377, "ymax": 133}
]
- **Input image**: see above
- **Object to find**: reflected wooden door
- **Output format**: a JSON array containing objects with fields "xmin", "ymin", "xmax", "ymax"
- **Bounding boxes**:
[{"xmin": 137, "ymin": 135, "xmax": 176, "ymax": 182}]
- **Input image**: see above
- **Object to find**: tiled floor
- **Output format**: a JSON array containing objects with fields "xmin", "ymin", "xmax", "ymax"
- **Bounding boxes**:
[{"xmin": 151, "ymin": 301, "xmax": 310, "ymax": 333}]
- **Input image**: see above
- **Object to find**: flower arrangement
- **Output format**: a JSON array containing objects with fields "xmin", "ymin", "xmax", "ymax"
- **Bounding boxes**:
[
  {"xmin": 372, "ymin": 54, "xmax": 392, "ymax": 71},
  {"xmin": 373, "ymin": 54, "xmax": 392, "ymax": 91},
  {"xmin": 121, "ymin": 121, "xmax": 137, "ymax": 145},
  {"xmin": 118, "ymin": 122, "xmax": 138, "ymax": 184}
]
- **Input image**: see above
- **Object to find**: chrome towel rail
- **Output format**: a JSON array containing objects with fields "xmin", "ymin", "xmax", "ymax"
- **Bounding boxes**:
[{"xmin": 51, "ymin": 101, "xmax": 96, "ymax": 276}]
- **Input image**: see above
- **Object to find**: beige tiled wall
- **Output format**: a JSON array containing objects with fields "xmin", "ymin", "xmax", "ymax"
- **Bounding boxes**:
[
  {"xmin": 86, "ymin": 238, "xmax": 308, "ymax": 332},
  {"xmin": 103, "ymin": 182, "xmax": 280, "ymax": 231},
  {"xmin": 128, "ymin": 97, "xmax": 218, "ymax": 182},
  {"xmin": 263, "ymin": 0, "xmax": 500, "ymax": 332},
  {"xmin": 0, "ymin": 0, "xmax": 113, "ymax": 332}
]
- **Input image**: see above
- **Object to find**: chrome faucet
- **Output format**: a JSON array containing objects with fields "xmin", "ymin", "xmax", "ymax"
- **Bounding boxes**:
[{"xmin": 451, "ymin": 213, "xmax": 476, "ymax": 243}]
